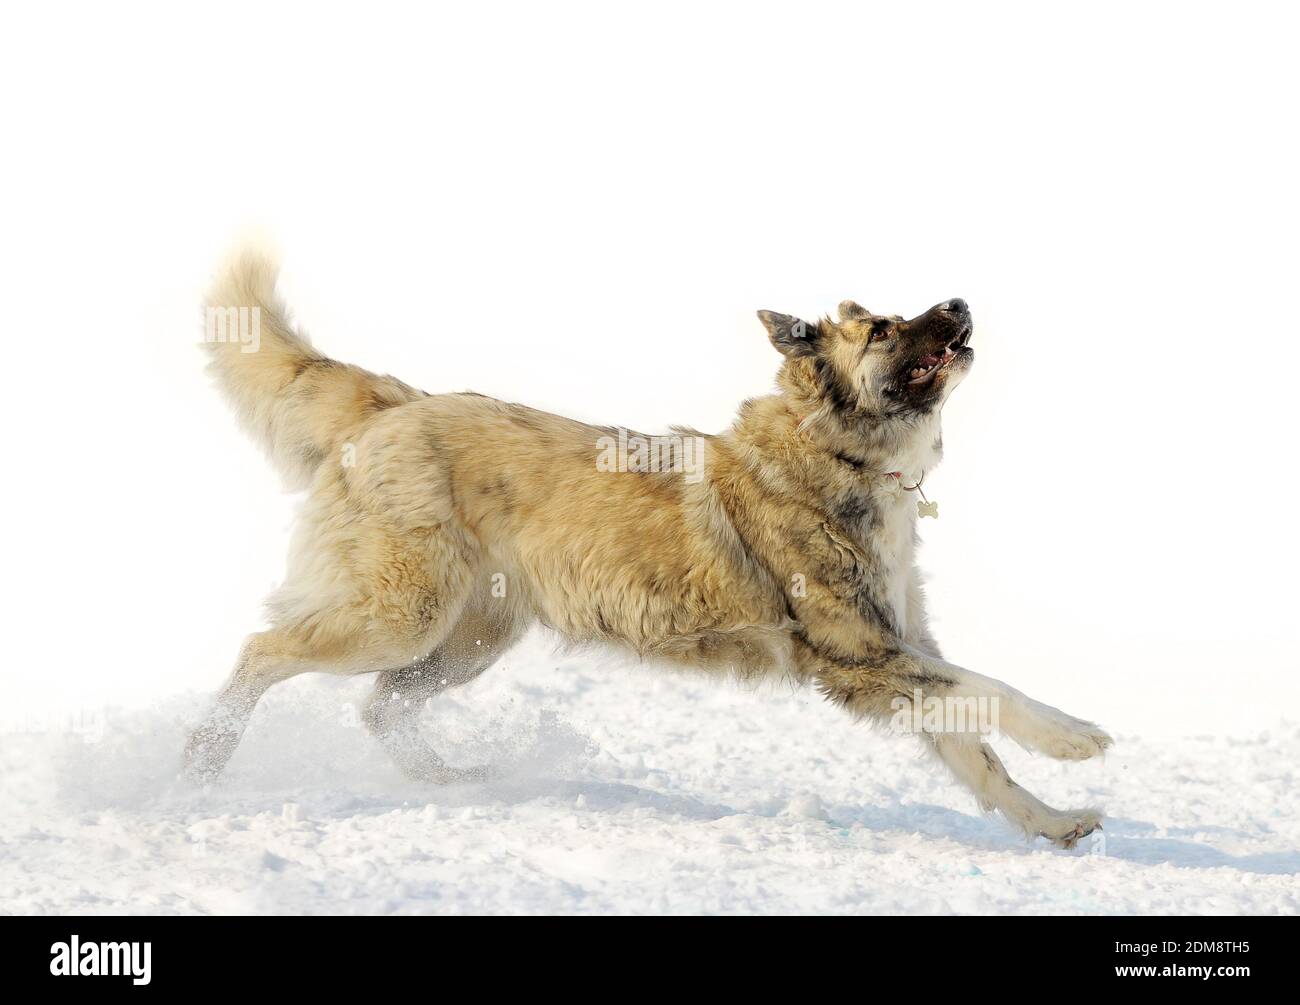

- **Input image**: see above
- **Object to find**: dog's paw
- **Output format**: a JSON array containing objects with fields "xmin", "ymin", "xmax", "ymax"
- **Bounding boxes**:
[
  {"xmin": 1012, "ymin": 702, "xmax": 1113, "ymax": 761},
  {"xmin": 1039, "ymin": 717, "xmax": 1113, "ymax": 761},
  {"xmin": 1039, "ymin": 808, "xmax": 1104, "ymax": 850},
  {"xmin": 181, "ymin": 729, "xmax": 233, "ymax": 786}
]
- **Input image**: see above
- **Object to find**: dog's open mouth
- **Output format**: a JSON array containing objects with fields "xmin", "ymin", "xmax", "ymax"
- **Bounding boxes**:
[
  {"xmin": 908, "ymin": 325, "xmax": 973, "ymax": 385},
  {"xmin": 908, "ymin": 350, "xmax": 957, "ymax": 385}
]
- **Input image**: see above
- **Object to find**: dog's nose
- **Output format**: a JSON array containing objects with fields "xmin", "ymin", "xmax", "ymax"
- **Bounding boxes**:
[{"xmin": 942, "ymin": 298, "xmax": 969, "ymax": 315}]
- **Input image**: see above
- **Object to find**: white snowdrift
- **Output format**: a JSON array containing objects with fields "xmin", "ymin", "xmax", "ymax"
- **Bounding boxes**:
[{"xmin": 1, "ymin": 634, "xmax": 1296, "ymax": 915}]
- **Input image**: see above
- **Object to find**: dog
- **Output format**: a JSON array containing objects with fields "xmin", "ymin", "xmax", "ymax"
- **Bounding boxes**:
[{"xmin": 188, "ymin": 250, "xmax": 1112, "ymax": 848}]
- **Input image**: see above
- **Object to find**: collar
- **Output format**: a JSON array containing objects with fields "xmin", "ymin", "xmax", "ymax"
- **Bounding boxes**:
[
  {"xmin": 791, "ymin": 408, "xmax": 923, "ymax": 488},
  {"xmin": 886, "ymin": 470, "xmax": 926, "ymax": 493}
]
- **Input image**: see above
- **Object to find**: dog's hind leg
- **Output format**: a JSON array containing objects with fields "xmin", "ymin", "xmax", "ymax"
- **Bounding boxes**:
[
  {"xmin": 183, "ymin": 629, "xmax": 325, "ymax": 783},
  {"xmin": 362, "ymin": 597, "xmax": 527, "ymax": 783},
  {"xmin": 184, "ymin": 535, "xmax": 481, "ymax": 783},
  {"xmin": 186, "ymin": 448, "xmax": 493, "ymax": 783}
]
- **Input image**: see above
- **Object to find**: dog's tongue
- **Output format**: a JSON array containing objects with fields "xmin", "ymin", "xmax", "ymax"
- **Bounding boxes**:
[{"xmin": 919, "ymin": 353, "xmax": 942, "ymax": 368}]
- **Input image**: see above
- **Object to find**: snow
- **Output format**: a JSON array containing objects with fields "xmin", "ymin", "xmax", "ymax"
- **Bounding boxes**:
[{"xmin": 2, "ymin": 631, "xmax": 1296, "ymax": 915}]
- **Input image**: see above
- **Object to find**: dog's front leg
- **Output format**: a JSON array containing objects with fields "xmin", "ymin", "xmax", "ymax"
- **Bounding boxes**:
[
  {"xmin": 904, "ymin": 646, "xmax": 1114, "ymax": 762},
  {"xmin": 802, "ymin": 641, "xmax": 1111, "ymax": 848},
  {"xmin": 922, "ymin": 731, "xmax": 1104, "ymax": 849}
]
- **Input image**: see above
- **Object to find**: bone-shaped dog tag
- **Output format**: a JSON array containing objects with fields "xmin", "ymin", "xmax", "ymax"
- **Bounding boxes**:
[{"xmin": 917, "ymin": 499, "xmax": 939, "ymax": 519}]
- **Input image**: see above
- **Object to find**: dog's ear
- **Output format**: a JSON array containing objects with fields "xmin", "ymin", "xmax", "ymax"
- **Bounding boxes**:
[
  {"xmin": 758, "ymin": 310, "xmax": 819, "ymax": 358},
  {"xmin": 838, "ymin": 300, "xmax": 870, "ymax": 322}
]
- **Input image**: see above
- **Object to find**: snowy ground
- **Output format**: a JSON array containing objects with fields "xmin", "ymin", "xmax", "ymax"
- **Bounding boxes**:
[{"xmin": 1, "ymin": 632, "xmax": 1296, "ymax": 915}]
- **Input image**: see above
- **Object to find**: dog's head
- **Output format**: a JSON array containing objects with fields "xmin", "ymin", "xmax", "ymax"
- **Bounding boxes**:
[{"xmin": 759, "ymin": 299, "xmax": 974, "ymax": 418}]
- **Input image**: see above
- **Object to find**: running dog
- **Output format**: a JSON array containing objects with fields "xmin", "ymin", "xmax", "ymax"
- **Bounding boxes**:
[{"xmin": 188, "ymin": 250, "xmax": 1111, "ymax": 848}]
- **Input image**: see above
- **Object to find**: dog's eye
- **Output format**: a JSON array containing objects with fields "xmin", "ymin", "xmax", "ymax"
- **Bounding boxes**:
[{"xmin": 868, "ymin": 323, "xmax": 892, "ymax": 345}]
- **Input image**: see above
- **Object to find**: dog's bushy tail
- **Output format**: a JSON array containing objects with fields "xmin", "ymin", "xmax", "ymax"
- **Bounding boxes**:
[{"xmin": 202, "ymin": 249, "xmax": 424, "ymax": 490}]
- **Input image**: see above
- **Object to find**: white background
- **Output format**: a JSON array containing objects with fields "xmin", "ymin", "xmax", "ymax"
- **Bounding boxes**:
[
  {"xmin": 2, "ymin": 2, "xmax": 1297, "ymax": 736},
  {"xmin": 3, "ymin": 0, "xmax": 1299, "ymax": 917}
]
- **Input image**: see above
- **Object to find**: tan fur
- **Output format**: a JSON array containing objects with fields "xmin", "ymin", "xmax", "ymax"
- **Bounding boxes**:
[{"xmin": 188, "ymin": 252, "xmax": 1112, "ymax": 848}]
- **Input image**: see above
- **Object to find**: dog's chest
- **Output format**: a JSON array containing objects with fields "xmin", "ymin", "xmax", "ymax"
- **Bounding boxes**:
[
  {"xmin": 863, "ymin": 492, "xmax": 916, "ymax": 635},
  {"xmin": 856, "ymin": 415, "xmax": 942, "ymax": 635},
  {"xmin": 837, "ymin": 488, "xmax": 920, "ymax": 634}
]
